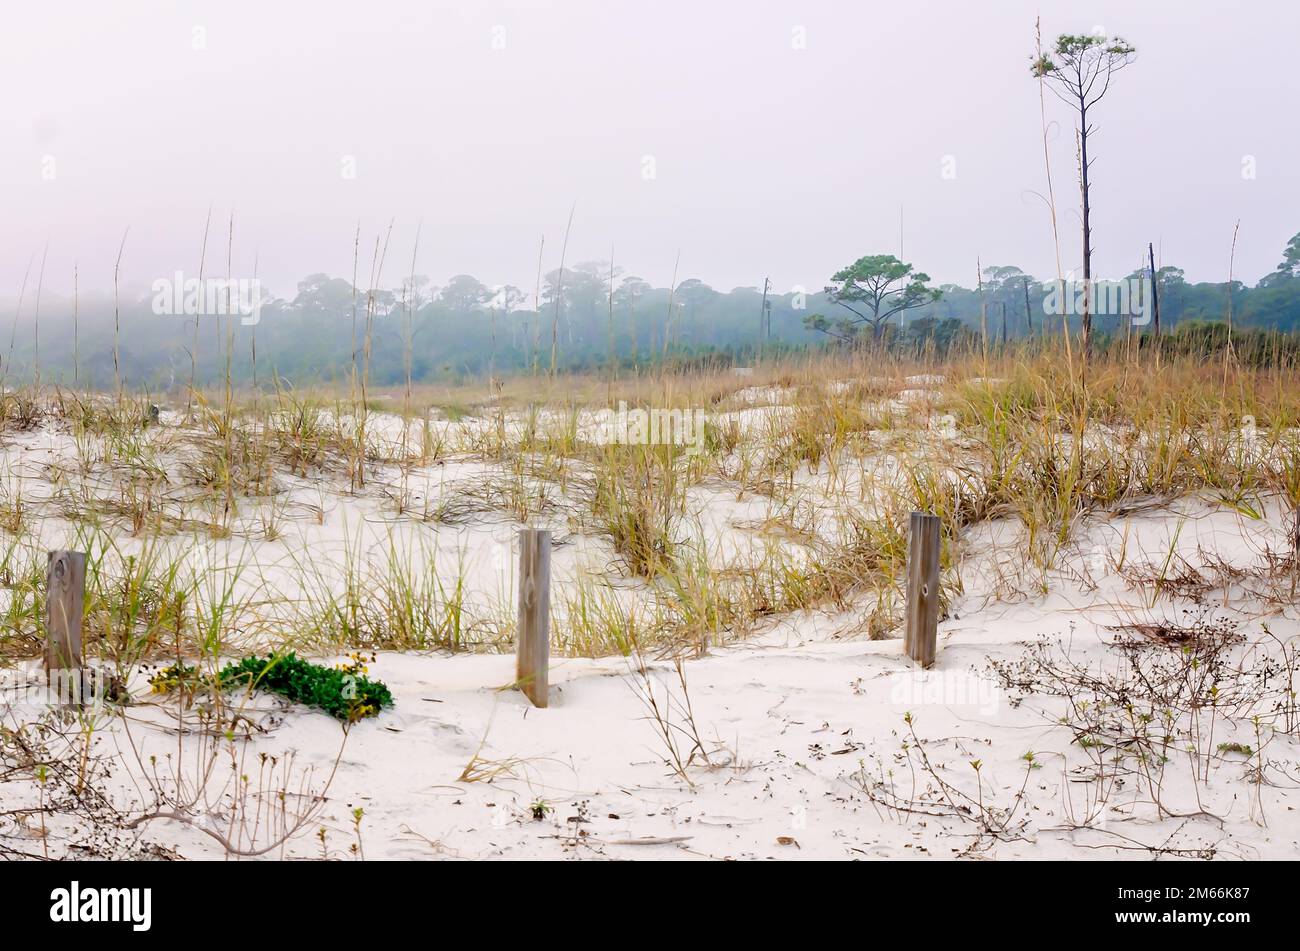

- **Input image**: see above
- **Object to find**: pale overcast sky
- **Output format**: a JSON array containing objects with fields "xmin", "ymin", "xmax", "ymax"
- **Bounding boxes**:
[{"xmin": 2, "ymin": 0, "xmax": 1297, "ymax": 301}]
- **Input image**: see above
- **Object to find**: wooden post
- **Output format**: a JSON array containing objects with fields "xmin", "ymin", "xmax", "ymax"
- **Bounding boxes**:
[
  {"xmin": 45, "ymin": 550, "xmax": 87, "ymax": 677},
  {"xmin": 904, "ymin": 513, "xmax": 940, "ymax": 668},
  {"xmin": 516, "ymin": 528, "xmax": 551, "ymax": 708}
]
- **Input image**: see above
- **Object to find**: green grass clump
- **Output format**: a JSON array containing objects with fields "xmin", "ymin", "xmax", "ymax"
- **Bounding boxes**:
[
  {"xmin": 220, "ymin": 652, "xmax": 393, "ymax": 721},
  {"xmin": 150, "ymin": 652, "xmax": 393, "ymax": 721}
]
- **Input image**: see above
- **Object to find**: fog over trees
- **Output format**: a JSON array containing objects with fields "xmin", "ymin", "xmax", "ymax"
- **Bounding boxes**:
[{"xmin": 4, "ymin": 229, "xmax": 1299, "ymax": 389}]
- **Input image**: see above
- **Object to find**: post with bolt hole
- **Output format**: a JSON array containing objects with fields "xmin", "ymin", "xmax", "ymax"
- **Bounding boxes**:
[
  {"xmin": 45, "ymin": 550, "xmax": 87, "ymax": 678},
  {"xmin": 516, "ymin": 528, "xmax": 551, "ymax": 707},
  {"xmin": 904, "ymin": 512, "xmax": 940, "ymax": 668}
]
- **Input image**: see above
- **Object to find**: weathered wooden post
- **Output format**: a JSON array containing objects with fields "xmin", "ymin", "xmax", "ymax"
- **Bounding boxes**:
[
  {"xmin": 45, "ymin": 551, "xmax": 87, "ymax": 698},
  {"xmin": 516, "ymin": 528, "xmax": 551, "ymax": 708},
  {"xmin": 904, "ymin": 512, "xmax": 940, "ymax": 668}
]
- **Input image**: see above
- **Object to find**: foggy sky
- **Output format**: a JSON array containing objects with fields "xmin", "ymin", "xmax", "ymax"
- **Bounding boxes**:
[{"xmin": 3, "ymin": 0, "xmax": 1298, "ymax": 304}]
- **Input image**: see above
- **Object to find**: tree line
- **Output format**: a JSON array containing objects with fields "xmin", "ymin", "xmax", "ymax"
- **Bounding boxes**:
[{"xmin": 2, "ymin": 229, "xmax": 1298, "ymax": 390}]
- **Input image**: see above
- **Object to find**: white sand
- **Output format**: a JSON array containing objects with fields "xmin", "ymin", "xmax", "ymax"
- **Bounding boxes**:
[{"xmin": 3, "ymin": 397, "xmax": 1299, "ymax": 860}]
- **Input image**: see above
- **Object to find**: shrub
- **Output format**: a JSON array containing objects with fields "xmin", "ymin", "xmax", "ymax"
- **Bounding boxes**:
[{"xmin": 150, "ymin": 652, "xmax": 393, "ymax": 722}]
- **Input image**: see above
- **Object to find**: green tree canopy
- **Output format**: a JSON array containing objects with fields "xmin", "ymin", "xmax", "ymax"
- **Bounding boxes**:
[{"xmin": 804, "ymin": 254, "xmax": 941, "ymax": 342}]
